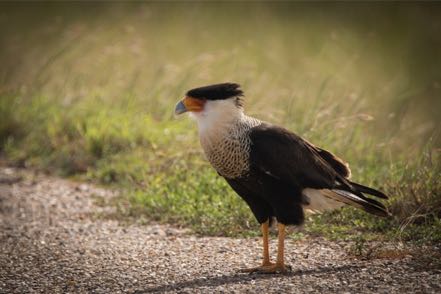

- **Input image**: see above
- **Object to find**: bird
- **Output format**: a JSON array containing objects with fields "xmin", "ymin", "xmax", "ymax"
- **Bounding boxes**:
[{"xmin": 174, "ymin": 82, "xmax": 390, "ymax": 274}]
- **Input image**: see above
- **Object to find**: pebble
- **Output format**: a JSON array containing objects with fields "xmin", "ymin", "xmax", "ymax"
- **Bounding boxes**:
[{"xmin": 0, "ymin": 167, "xmax": 440, "ymax": 293}]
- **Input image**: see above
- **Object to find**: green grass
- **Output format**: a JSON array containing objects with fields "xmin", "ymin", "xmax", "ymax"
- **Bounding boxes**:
[{"xmin": 1, "ymin": 3, "xmax": 440, "ymax": 243}]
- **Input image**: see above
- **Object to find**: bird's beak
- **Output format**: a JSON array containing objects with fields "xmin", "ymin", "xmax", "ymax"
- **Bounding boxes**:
[
  {"xmin": 175, "ymin": 100, "xmax": 187, "ymax": 115},
  {"xmin": 174, "ymin": 97, "xmax": 205, "ymax": 115}
]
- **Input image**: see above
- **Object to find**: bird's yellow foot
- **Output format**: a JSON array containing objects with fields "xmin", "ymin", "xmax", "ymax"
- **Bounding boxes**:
[
  {"xmin": 255, "ymin": 263, "xmax": 292, "ymax": 274},
  {"xmin": 238, "ymin": 262, "xmax": 275, "ymax": 273}
]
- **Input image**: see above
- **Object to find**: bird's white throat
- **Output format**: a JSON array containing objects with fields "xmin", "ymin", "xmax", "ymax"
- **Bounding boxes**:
[{"xmin": 190, "ymin": 99, "xmax": 244, "ymax": 143}]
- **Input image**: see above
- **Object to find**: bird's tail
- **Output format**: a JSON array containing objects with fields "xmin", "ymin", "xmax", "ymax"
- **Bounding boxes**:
[{"xmin": 322, "ymin": 189, "xmax": 391, "ymax": 217}]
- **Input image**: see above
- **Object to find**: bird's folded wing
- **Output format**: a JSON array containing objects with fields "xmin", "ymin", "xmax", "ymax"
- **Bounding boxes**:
[{"xmin": 249, "ymin": 123, "xmax": 343, "ymax": 190}]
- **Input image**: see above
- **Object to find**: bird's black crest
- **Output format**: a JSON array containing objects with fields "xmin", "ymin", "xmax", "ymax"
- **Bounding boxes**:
[{"xmin": 186, "ymin": 83, "xmax": 243, "ymax": 101}]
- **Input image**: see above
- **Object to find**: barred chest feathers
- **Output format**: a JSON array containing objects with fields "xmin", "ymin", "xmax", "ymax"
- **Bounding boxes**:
[{"xmin": 198, "ymin": 115, "xmax": 262, "ymax": 179}]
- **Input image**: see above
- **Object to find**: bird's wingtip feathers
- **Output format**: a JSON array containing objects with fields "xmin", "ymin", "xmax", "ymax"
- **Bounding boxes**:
[{"xmin": 327, "ymin": 189, "xmax": 390, "ymax": 217}]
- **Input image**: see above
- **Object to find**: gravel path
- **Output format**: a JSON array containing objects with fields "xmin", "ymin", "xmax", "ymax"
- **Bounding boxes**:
[{"xmin": 0, "ymin": 167, "xmax": 440, "ymax": 293}]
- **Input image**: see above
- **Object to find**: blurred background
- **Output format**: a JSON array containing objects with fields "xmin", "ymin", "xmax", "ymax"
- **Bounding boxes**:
[{"xmin": 0, "ymin": 2, "xmax": 440, "ymax": 241}]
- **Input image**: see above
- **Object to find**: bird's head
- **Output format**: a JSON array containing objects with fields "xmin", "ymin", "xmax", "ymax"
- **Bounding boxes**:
[{"xmin": 175, "ymin": 83, "xmax": 244, "ymax": 125}]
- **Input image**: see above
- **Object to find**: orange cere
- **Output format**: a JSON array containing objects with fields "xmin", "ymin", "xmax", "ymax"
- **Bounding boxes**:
[{"xmin": 183, "ymin": 96, "xmax": 205, "ymax": 112}]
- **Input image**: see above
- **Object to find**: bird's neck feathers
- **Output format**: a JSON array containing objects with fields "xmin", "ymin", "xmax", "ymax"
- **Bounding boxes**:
[{"xmin": 190, "ymin": 99, "xmax": 244, "ymax": 138}]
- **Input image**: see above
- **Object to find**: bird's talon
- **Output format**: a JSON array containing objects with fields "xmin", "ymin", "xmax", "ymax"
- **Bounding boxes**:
[
  {"xmin": 238, "ymin": 263, "xmax": 275, "ymax": 273},
  {"xmin": 257, "ymin": 264, "xmax": 292, "ymax": 274}
]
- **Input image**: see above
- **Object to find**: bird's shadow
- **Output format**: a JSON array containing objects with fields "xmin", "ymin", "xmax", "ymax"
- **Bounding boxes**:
[{"xmin": 135, "ymin": 264, "xmax": 363, "ymax": 293}]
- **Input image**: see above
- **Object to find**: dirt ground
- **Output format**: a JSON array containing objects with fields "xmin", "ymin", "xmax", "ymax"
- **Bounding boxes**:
[{"xmin": 0, "ymin": 166, "xmax": 440, "ymax": 293}]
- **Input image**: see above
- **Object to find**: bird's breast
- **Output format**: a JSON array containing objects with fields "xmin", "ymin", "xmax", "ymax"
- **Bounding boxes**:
[
  {"xmin": 201, "ymin": 136, "xmax": 251, "ymax": 178},
  {"xmin": 199, "ymin": 116, "xmax": 261, "ymax": 179}
]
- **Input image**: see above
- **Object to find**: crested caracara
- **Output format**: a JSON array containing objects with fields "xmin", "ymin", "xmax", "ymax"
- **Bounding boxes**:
[{"xmin": 175, "ymin": 83, "xmax": 390, "ymax": 274}]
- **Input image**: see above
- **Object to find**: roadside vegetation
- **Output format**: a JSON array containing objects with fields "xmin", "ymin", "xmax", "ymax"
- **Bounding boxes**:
[{"xmin": 1, "ymin": 3, "xmax": 440, "ymax": 243}]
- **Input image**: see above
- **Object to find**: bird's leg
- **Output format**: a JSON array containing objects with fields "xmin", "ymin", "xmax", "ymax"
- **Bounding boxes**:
[
  {"xmin": 275, "ymin": 223, "xmax": 288, "ymax": 271},
  {"xmin": 258, "ymin": 223, "xmax": 291, "ymax": 274},
  {"xmin": 261, "ymin": 219, "xmax": 271, "ymax": 266},
  {"xmin": 239, "ymin": 219, "xmax": 275, "ymax": 272}
]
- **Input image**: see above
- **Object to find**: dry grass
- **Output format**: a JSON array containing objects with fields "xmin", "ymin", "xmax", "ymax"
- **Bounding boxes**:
[{"xmin": 0, "ymin": 2, "xmax": 440, "ymax": 242}]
